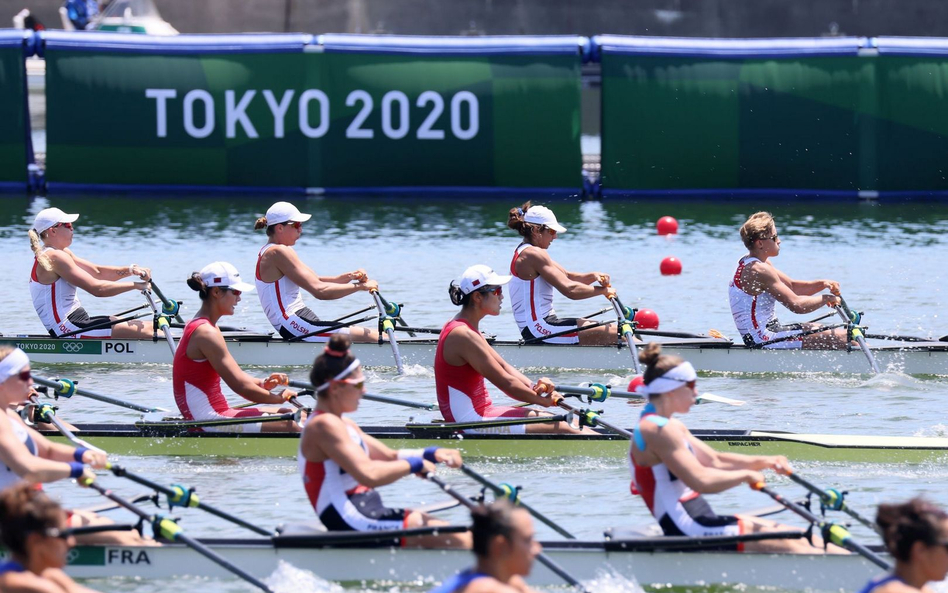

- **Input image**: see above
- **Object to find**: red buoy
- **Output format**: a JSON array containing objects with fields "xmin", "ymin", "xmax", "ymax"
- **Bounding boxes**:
[
  {"xmin": 634, "ymin": 308, "xmax": 659, "ymax": 330},
  {"xmin": 660, "ymin": 256, "xmax": 682, "ymax": 276},
  {"xmin": 627, "ymin": 375, "xmax": 645, "ymax": 394},
  {"xmin": 656, "ymin": 216, "xmax": 679, "ymax": 235}
]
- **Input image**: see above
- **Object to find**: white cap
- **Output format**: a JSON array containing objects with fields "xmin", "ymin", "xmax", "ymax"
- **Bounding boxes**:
[
  {"xmin": 523, "ymin": 205, "xmax": 567, "ymax": 233},
  {"xmin": 264, "ymin": 201, "xmax": 312, "ymax": 226},
  {"xmin": 32, "ymin": 207, "xmax": 79, "ymax": 234},
  {"xmin": 459, "ymin": 264, "xmax": 512, "ymax": 295},
  {"xmin": 198, "ymin": 261, "xmax": 255, "ymax": 293}
]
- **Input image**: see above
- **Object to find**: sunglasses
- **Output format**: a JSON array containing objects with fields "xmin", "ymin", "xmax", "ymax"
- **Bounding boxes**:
[
  {"xmin": 52, "ymin": 222, "xmax": 73, "ymax": 230},
  {"xmin": 759, "ymin": 233, "xmax": 778, "ymax": 242},
  {"xmin": 478, "ymin": 286, "xmax": 503, "ymax": 297},
  {"xmin": 686, "ymin": 380, "xmax": 697, "ymax": 389},
  {"xmin": 221, "ymin": 287, "xmax": 242, "ymax": 297},
  {"xmin": 42, "ymin": 527, "xmax": 73, "ymax": 539},
  {"xmin": 283, "ymin": 221, "xmax": 302, "ymax": 230},
  {"xmin": 334, "ymin": 377, "xmax": 365, "ymax": 390},
  {"xmin": 15, "ymin": 369, "xmax": 31, "ymax": 382}
]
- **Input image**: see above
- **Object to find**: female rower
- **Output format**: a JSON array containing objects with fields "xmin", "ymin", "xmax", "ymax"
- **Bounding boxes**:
[
  {"xmin": 507, "ymin": 202, "xmax": 618, "ymax": 345},
  {"xmin": 629, "ymin": 343, "xmax": 846, "ymax": 553},
  {"xmin": 254, "ymin": 201, "xmax": 380, "ymax": 342},
  {"xmin": 857, "ymin": 498, "xmax": 948, "ymax": 593},
  {"xmin": 174, "ymin": 262, "xmax": 301, "ymax": 433},
  {"xmin": 436, "ymin": 264, "xmax": 593, "ymax": 435},
  {"xmin": 28, "ymin": 207, "xmax": 154, "ymax": 338},
  {"xmin": 299, "ymin": 334, "xmax": 470, "ymax": 548},
  {"xmin": 0, "ymin": 482, "xmax": 103, "ymax": 593},
  {"xmin": 0, "ymin": 346, "xmax": 148, "ymax": 545}
]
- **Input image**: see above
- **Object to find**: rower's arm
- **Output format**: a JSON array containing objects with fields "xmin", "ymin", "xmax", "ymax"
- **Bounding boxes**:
[
  {"xmin": 360, "ymin": 431, "xmax": 399, "ymax": 461},
  {"xmin": 691, "ymin": 435, "xmax": 791, "ymax": 474},
  {"xmin": 0, "ymin": 415, "xmax": 78, "ymax": 484},
  {"xmin": 195, "ymin": 327, "xmax": 286, "ymax": 405},
  {"xmin": 44, "ymin": 567, "xmax": 103, "ymax": 593},
  {"xmin": 319, "ymin": 269, "xmax": 368, "ymax": 284},
  {"xmin": 70, "ymin": 251, "xmax": 149, "ymax": 282},
  {"xmin": 274, "ymin": 247, "xmax": 371, "ymax": 300},
  {"xmin": 531, "ymin": 251, "xmax": 611, "ymax": 301},
  {"xmin": 650, "ymin": 423, "xmax": 759, "ymax": 494},
  {"xmin": 26, "ymin": 424, "xmax": 79, "ymax": 463},
  {"xmin": 453, "ymin": 329, "xmax": 554, "ymax": 406},
  {"xmin": 313, "ymin": 418, "xmax": 417, "ymax": 488},
  {"xmin": 755, "ymin": 265, "xmax": 836, "ymax": 314},
  {"xmin": 50, "ymin": 251, "xmax": 147, "ymax": 298}
]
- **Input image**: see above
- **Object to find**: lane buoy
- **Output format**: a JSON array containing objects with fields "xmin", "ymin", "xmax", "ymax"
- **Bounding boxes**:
[
  {"xmin": 660, "ymin": 256, "xmax": 682, "ymax": 276},
  {"xmin": 634, "ymin": 308, "xmax": 659, "ymax": 330},
  {"xmin": 656, "ymin": 216, "xmax": 678, "ymax": 235},
  {"xmin": 628, "ymin": 375, "xmax": 645, "ymax": 394}
]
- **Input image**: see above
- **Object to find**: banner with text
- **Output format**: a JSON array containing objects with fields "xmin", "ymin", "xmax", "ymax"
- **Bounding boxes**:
[{"xmin": 0, "ymin": 30, "xmax": 33, "ymax": 190}]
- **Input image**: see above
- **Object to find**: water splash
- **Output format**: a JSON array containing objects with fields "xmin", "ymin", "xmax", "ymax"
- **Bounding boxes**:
[
  {"xmin": 265, "ymin": 560, "xmax": 345, "ymax": 593},
  {"xmin": 580, "ymin": 568, "xmax": 646, "ymax": 593},
  {"xmin": 859, "ymin": 371, "xmax": 922, "ymax": 390}
]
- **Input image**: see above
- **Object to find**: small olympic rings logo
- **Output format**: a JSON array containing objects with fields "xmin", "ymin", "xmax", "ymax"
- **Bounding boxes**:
[{"xmin": 62, "ymin": 342, "xmax": 84, "ymax": 353}]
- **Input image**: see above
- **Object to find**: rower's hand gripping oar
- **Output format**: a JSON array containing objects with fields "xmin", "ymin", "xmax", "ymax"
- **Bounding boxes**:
[
  {"xmin": 142, "ymin": 289, "xmax": 177, "ymax": 356},
  {"xmin": 286, "ymin": 379, "xmax": 435, "ymax": 411},
  {"xmin": 25, "ymin": 395, "xmax": 105, "ymax": 454},
  {"xmin": 33, "ymin": 375, "xmax": 168, "ymax": 414},
  {"xmin": 556, "ymin": 383, "xmax": 746, "ymax": 406},
  {"xmin": 784, "ymin": 471, "xmax": 881, "ymax": 535},
  {"xmin": 371, "ymin": 290, "xmax": 405, "ymax": 374},
  {"xmin": 107, "ymin": 463, "xmax": 272, "ymax": 536},
  {"xmin": 834, "ymin": 294, "xmax": 881, "ymax": 374},
  {"xmin": 149, "ymin": 280, "xmax": 185, "ymax": 325},
  {"xmin": 79, "ymin": 477, "xmax": 274, "ymax": 592},
  {"xmin": 425, "ymin": 471, "xmax": 591, "ymax": 593},
  {"xmin": 609, "ymin": 294, "xmax": 642, "ymax": 374},
  {"xmin": 750, "ymin": 481, "xmax": 890, "ymax": 570},
  {"xmin": 375, "ymin": 291, "xmax": 416, "ymax": 338}
]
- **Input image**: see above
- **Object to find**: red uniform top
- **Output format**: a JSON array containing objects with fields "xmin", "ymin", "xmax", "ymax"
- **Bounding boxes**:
[
  {"xmin": 173, "ymin": 317, "xmax": 230, "ymax": 420},
  {"xmin": 435, "ymin": 318, "xmax": 495, "ymax": 423}
]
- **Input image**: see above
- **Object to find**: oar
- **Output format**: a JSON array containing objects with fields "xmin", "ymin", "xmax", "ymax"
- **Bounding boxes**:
[
  {"xmin": 406, "ymin": 414, "xmax": 571, "ymax": 433},
  {"xmin": 371, "ymin": 290, "xmax": 405, "ymax": 374},
  {"xmin": 375, "ymin": 292, "xmax": 416, "ymax": 338},
  {"xmin": 634, "ymin": 329, "xmax": 722, "ymax": 340},
  {"xmin": 835, "ymin": 296, "xmax": 881, "ymax": 374},
  {"xmin": 142, "ymin": 289, "xmax": 176, "ymax": 355},
  {"xmin": 330, "ymin": 305, "xmax": 374, "ymax": 323},
  {"xmin": 112, "ymin": 303, "xmax": 151, "ymax": 318},
  {"xmin": 108, "ymin": 463, "xmax": 272, "ymax": 536},
  {"xmin": 555, "ymin": 399, "xmax": 633, "ymax": 439},
  {"xmin": 56, "ymin": 313, "xmax": 151, "ymax": 339},
  {"xmin": 149, "ymin": 280, "xmax": 185, "ymax": 324},
  {"xmin": 425, "ymin": 472, "xmax": 590, "ymax": 593},
  {"xmin": 286, "ymin": 315, "xmax": 376, "ymax": 343},
  {"xmin": 750, "ymin": 481, "xmax": 890, "ymax": 570},
  {"xmin": 458, "ymin": 464, "xmax": 575, "ymax": 540},
  {"xmin": 806, "ymin": 310, "xmax": 838, "ymax": 324},
  {"xmin": 556, "ymin": 383, "xmax": 746, "ymax": 406},
  {"xmin": 610, "ymin": 295, "xmax": 642, "ymax": 374},
  {"xmin": 392, "ymin": 326, "xmax": 442, "ymax": 336},
  {"xmin": 519, "ymin": 319, "xmax": 614, "ymax": 345},
  {"xmin": 581, "ymin": 307, "xmax": 612, "ymax": 319},
  {"xmin": 287, "ymin": 379, "xmax": 435, "ymax": 411},
  {"xmin": 752, "ymin": 322, "xmax": 850, "ymax": 349},
  {"xmin": 33, "ymin": 375, "xmax": 168, "ymax": 414},
  {"xmin": 784, "ymin": 471, "xmax": 881, "ymax": 535},
  {"xmin": 864, "ymin": 333, "xmax": 935, "ymax": 343},
  {"xmin": 80, "ymin": 479, "xmax": 274, "ymax": 592},
  {"xmin": 26, "ymin": 396, "xmax": 105, "ymax": 454},
  {"xmin": 135, "ymin": 411, "xmax": 300, "ymax": 431}
]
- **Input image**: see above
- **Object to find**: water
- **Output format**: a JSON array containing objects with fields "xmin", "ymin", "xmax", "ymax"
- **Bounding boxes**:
[{"xmin": 1, "ymin": 195, "xmax": 948, "ymax": 592}]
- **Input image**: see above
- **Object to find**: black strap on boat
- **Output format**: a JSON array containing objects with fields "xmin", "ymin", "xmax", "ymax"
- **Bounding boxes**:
[
  {"xmin": 749, "ymin": 322, "xmax": 850, "ymax": 349},
  {"xmin": 519, "ymin": 319, "xmax": 613, "ymax": 345}
]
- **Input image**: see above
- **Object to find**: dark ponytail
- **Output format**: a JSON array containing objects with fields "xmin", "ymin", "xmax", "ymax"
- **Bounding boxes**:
[
  {"xmin": 448, "ymin": 280, "xmax": 473, "ymax": 307},
  {"xmin": 507, "ymin": 201, "xmax": 543, "ymax": 242},
  {"xmin": 254, "ymin": 216, "xmax": 276, "ymax": 236},
  {"xmin": 187, "ymin": 272, "xmax": 210, "ymax": 300},
  {"xmin": 310, "ymin": 334, "xmax": 357, "ymax": 391}
]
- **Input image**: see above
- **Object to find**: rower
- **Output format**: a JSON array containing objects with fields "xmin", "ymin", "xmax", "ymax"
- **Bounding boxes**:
[
  {"xmin": 507, "ymin": 203, "xmax": 618, "ymax": 345},
  {"xmin": 298, "ymin": 334, "xmax": 470, "ymax": 548},
  {"xmin": 428, "ymin": 501, "xmax": 540, "ymax": 593},
  {"xmin": 174, "ymin": 262, "xmax": 301, "ymax": 433},
  {"xmin": 436, "ymin": 264, "xmax": 594, "ymax": 435},
  {"xmin": 629, "ymin": 343, "xmax": 847, "ymax": 553},
  {"xmin": 254, "ymin": 201, "xmax": 380, "ymax": 343},
  {"xmin": 0, "ymin": 347, "xmax": 149, "ymax": 545},
  {"xmin": 28, "ymin": 207, "xmax": 155, "ymax": 339},
  {"xmin": 0, "ymin": 482, "xmax": 104, "ymax": 593},
  {"xmin": 729, "ymin": 211, "xmax": 847, "ymax": 349},
  {"xmin": 857, "ymin": 498, "xmax": 948, "ymax": 593}
]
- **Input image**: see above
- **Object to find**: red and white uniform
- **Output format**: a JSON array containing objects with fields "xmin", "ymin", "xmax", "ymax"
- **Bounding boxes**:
[
  {"xmin": 630, "ymin": 414, "xmax": 744, "ymax": 545},
  {"xmin": 172, "ymin": 317, "xmax": 264, "ymax": 433},
  {"xmin": 435, "ymin": 319, "xmax": 529, "ymax": 434},
  {"xmin": 255, "ymin": 244, "xmax": 345, "ymax": 342},
  {"xmin": 728, "ymin": 256, "xmax": 802, "ymax": 349},
  {"xmin": 29, "ymin": 250, "xmax": 109, "ymax": 338},
  {"xmin": 299, "ymin": 413, "xmax": 407, "ymax": 533},
  {"xmin": 509, "ymin": 243, "xmax": 579, "ymax": 344}
]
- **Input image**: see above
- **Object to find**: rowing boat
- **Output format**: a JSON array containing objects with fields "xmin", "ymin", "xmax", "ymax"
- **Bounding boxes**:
[
  {"xmin": 60, "ymin": 534, "xmax": 891, "ymax": 590},
  {"xmin": 5, "ymin": 334, "xmax": 948, "ymax": 374},
  {"xmin": 40, "ymin": 424, "xmax": 948, "ymax": 462}
]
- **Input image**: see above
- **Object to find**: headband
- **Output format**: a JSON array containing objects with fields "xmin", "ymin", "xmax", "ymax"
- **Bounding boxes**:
[
  {"xmin": 642, "ymin": 361, "xmax": 696, "ymax": 396},
  {"xmin": 314, "ymin": 358, "xmax": 361, "ymax": 393},
  {"xmin": 0, "ymin": 348, "xmax": 29, "ymax": 383}
]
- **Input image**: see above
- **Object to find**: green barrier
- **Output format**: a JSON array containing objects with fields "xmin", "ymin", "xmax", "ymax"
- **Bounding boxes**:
[
  {"xmin": 600, "ymin": 53, "xmax": 870, "ymax": 193},
  {"xmin": 0, "ymin": 31, "xmax": 31, "ymax": 190}
]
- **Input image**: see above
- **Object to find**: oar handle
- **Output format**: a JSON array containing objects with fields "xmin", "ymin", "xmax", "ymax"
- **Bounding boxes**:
[
  {"xmin": 149, "ymin": 280, "xmax": 185, "ymax": 324},
  {"xmin": 33, "ymin": 375, "xmax": 167, "ymax": 414}
]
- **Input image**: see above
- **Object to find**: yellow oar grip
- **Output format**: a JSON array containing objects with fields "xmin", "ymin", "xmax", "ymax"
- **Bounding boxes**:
[{"xmin": 157, "ymin": 518, "xmax": 182, "ymax": 541}]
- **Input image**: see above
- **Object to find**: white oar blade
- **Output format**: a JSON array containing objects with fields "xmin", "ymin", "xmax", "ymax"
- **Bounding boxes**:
[{"xmin": 697, "ymin": 392, "xmax": 746, "ymax": 406}]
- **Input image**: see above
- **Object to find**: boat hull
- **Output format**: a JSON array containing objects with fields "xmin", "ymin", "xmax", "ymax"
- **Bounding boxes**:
[
  {"xmin": 5, "ymin": 335, "xmax": 948, "ymax": 375},
  {"xmin": 62, "ymin": 539, "xmax": 889, "ymax": 590},
  {"xmin": 42, "ymin": 425, "xmax": 948, "ymax": 463}
]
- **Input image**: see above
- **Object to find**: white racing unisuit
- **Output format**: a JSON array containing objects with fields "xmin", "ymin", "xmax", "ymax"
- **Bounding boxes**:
[{"xmin": 4, "ymin": 334, "xmax": 947, "ymax": 374}]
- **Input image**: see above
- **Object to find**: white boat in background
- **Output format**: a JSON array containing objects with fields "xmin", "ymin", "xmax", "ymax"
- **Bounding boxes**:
[
  {"xmin": 60, "ymin": 0, "xmax": 178, "ymax": 35},
  {"xmin": 4, "ymin": 334, "xmax": 947, "ymax": 375}
]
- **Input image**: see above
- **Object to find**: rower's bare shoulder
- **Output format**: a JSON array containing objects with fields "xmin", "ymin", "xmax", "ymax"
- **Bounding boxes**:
[
  {"xmin": 0, "ymin": 571, "xmax": 65, "ymax": 593},
  {"xmin": 877, "ymin": 581, "xmax": 922, "ymax": 593},
  {"xmin": 464, "ymin": 577, "xmax": 522, "ymax": 593}
]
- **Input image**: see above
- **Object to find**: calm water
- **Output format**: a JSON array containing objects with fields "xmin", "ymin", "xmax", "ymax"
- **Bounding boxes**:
[{"xmin": 2, "ymin": 195, "xmax": 948, "ymax": 593}]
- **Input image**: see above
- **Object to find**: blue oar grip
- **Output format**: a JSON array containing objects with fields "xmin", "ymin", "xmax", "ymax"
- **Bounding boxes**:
[
  {"xmin": 499, "ymin": 483, "xmax": 520, "ymax": 504},
  {"xmin": 37, "ymin": 404, "xmax": 56, "ymax": 423},
  {"xmin": 161, "ymin": 299, "xmax": 180, "ymax": 317},
  {"xmin": 822, "ymin": 488, "xmax": 844, "ymax": 511},
  {"xmin": 622, "ymin": 306, "xmax": 635, "ymax": 321},
  {"xmin": 587, "ymin": 383, "xmax": 610, "ymax": 402},
  {"xmin": 168, "ymin": 484, "xmax": 197, "ymax": 508},
  {"xmin": 384, "ymin": 302, "xmax": 401, "ymax": 317},
  {"xmin": 55, "ymin": 378, "xmax": 76, "ymax": 398}
]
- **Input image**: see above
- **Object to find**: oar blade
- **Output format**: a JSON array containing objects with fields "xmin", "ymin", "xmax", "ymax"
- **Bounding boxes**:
[{"xmin": 697, "ymin": 392, "xmax": 746, "ymax": 406}]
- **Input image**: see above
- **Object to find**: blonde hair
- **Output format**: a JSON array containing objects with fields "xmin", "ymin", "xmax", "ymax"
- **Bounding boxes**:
[
  {"xmin": 638, "ymin": 343, "xmax": 685, "ymax": 391},
  {"xmin": 0, "ymin": 346, "xmax": 14, "ymax": 361},
  {"xmin": 739, "ymin": 212, "xmax": 775, "ymax": 249},
  {"xmin": 28, "ymin": 229, "xmax": 52, "ymax": 272}
]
